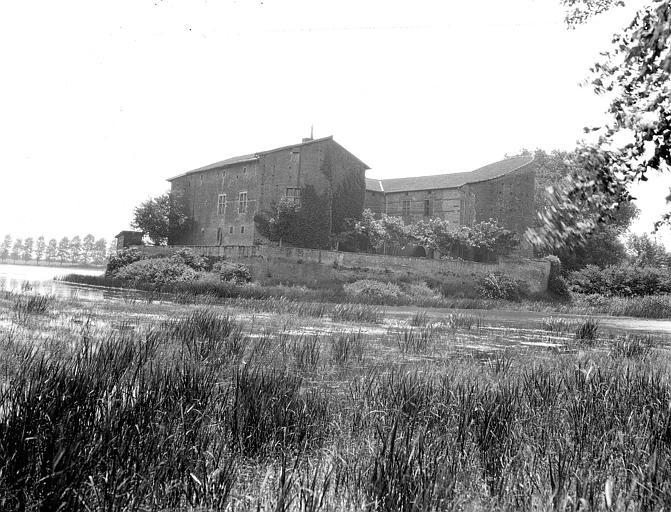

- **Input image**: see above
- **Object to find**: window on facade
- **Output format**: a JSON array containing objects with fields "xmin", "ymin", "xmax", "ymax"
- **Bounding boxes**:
[
  {"xmin": 238, "ymin": 191, "xmax": 248, "ymax": 213},
  {"xmin": 240, "ymin": 226, "xmax": 245, "ymax": 234},
  {"xmin": 285, "ymin": 187, "xmax": 302, "ymax": 207},
  {"xmin": 217, "ymin": 194, "xmax": 226, "ymax": 215},
  {"xmin": 229, "ymin": 226, "xmax": 234, "ymax": 234},
  {"xmin": 216, "ymin": 227, "xmax": 222, "ymax": 245},
  {"xmin": 402, "ymin": 199, "xmax": 411, "ymax": 216},
  {"xmin": 424, "ymin": 199, "xmax": 431, "ymax": 217}
]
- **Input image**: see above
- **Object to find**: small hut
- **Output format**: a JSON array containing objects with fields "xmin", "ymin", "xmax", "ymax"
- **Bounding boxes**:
[{"xmin": 114, "ymin": 231, "xmax": 144, "ymax": 251}]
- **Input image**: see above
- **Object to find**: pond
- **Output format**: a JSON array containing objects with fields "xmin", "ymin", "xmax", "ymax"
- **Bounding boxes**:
[{"xmin": 0, "ymin": 263, "xmax": 137, "ymax": 301}]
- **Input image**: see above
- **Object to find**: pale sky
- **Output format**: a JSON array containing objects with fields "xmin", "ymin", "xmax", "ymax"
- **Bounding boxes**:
[{"xmin": 1, "ymin": 0, "xmax": 668, "ymax": 245}]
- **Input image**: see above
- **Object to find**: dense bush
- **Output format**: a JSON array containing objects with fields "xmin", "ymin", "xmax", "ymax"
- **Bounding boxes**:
[
  {"xmin": 344, "ymin": 279, "xmax": 406, "ymax": 301},
  {"xmin": 213, "ymin": 261, "xmax": 252, "ymax": 284},
  {"xmin": 171, "ymin": 248, "xmax": 209, "ymax": 271},
  {"xmin": 105, "ymin": 248, "xmax": 144, "ymax": 276},
  {"xmin": 478, "ymin": 272, "xmax": 527, "ymax": 301},
  {"xmin": 545, "ymin": 255, "xmax": 571, "ymax": 302},
  {"xmin": 115, "ymin": 257, "xmax": 200, "ymax": 285},
  {"xmin": 569, "ymin": 264, "xmax": 671, "ymax": 297}
]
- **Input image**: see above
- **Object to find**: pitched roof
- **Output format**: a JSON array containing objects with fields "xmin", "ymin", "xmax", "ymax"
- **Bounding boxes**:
[
  {"xmin": 365, "ymin": 155, "xmax": 534, "ymax": 193},
  {"xmin": 365, "ymin": 178, "xmax": 384, "ymax": 192},
  {"xmin": 167, "ymin": 136, "xmax": 369, "ymax": 181}
]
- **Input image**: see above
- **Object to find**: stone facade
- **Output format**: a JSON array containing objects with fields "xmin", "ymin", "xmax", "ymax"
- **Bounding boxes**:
[
  {"xmin": 168, "ymin": 136, "xmax": 369, "ymax": 246},
  {"xmin": 363, "ymin": 156, "xmax": 536, "ymax": 252}
]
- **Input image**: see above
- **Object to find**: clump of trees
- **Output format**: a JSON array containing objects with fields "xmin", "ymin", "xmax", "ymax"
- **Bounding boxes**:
[
  {"xmin": 354, "ymin": 209, "xmax": 521, "ymax": 262},
  {"xmin": 254, "ymin": 186, "xmax": 331, "ymax": 250},
  {"xmin": 132, "ymin": 191, "xmax": 190, "ymax": 245},
  {"xmin": 0, "ymin": 234, "xmax": 111, "ymax": 266}
]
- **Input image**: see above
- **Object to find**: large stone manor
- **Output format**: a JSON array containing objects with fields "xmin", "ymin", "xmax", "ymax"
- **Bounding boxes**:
[{"xmin": 167, "ymin": 136, "xmax": 535, "ymax": 249}]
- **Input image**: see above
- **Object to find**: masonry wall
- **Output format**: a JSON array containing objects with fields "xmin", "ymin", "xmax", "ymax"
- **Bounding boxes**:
[
  {"xmin": 462, "ymin": 162, "xmax": 536, "ymax": 235},
  {"xmin": 137, "ymin": 244, "xmax": 550, "ymax": 293},
  {"xmin": 384, "ymin": 188, "xmax": 462, "ymax": 226},
  {"xmin": 170, "ymin": 161, "xmax": 259, "ymax": 246},
  {"xmin": 364, "ymin": 190, "xmax": 385, "ymax": 216}
]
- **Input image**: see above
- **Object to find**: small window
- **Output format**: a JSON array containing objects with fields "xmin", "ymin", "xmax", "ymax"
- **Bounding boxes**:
[
  {"xmin": 243, "ymin": 167, "xmax": 247, "ymax": 174},
  {"xmin": 402, "ymin": 199, "xmax": 411, "ymax": 216},
  {"xmin": 216, "ymin": 227, "xmax": 222, "ymax": 245},
  {"xmin": 285, "ymin": 187, "xmax": 302, "ymax": 207},
  {"xmin": 200, "ymin": 174, "xmax": 203, "ymax": 183},
  {"xmin": 240, "ymin": 226, "xmax": 245, "ymax": 234},
  {"xmin": 217, "ymin": 194, "xmax": 226, "ymax": 215},
  {"xmin": 238, "ymin": 191, "xmax": 248, "ymax": 213},
  {"xmin": 229, "ymin": 226, "xmax": 234, "ymax": 234},
  {"xmin": 221, "ymin": 172, "xmax": 225, "ymax": 188},
  {"xmin": 424, "ymin": 199, "xmax": 431, "ymax": 217}
]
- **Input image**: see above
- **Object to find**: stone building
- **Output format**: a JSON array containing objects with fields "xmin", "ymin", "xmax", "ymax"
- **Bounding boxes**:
[
  {"xmin": 364, "ymin": 155, "xmax": 535, "ymax": 241},
  {"xmin": 167, "ymin": 136, "xmax": 369, "ymax": 246}
]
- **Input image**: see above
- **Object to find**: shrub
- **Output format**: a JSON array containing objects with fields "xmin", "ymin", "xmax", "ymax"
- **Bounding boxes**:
[
  {"xmin": 115, "ymin": 257, "xmax": 200, "ymax": 285},
  {"xmin": 545, "ymin": 255, "xmax": 571, "ymax": 302},
  {"xmin": 344, "ymin": 280, "xmax": 405, "ymax": 301},
  {"xmin": 105, "ymin": 248, "xmax": 145, "ymax": 276},
  {"xmin": 569, "ymin": 264, "xmax": 671, "ymax": 297},
  {"xmin": 213, "ymin": 261, "xmax": 252, "ymax": 284},
  {"xmin": 478, "ymin": 273, "xmax": 527, "ymax": 301},
  {"xmin": 170, "ymin": 248, "xmax": 209, "ymax": 271}
]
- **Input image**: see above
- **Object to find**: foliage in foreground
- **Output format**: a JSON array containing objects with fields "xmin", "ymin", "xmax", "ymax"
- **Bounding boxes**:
[{"xmin": 2, "ymin": 299, "xmax": 671, "ymax": 510}]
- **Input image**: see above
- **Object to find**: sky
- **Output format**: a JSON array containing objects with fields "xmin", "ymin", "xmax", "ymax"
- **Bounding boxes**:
[{"xmin": 1, "ymin": 0, "xmax": 668, "ymax": 245}]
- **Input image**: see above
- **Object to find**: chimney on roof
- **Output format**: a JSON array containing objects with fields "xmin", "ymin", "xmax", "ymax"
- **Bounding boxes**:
[{"xmin": 302, "ymin": 124, "xmax": 314, "ymax": 143}]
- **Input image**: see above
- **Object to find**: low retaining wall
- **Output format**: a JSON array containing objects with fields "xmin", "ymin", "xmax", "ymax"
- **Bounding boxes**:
[{"xmin": 134, "ymin": 244, "xmax": 551, "ymax": 293}]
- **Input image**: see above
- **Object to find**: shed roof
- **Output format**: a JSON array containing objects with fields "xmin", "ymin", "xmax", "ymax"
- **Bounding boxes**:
[
  {"xmin": 365, "ymin": 155, "xmax": 534, "ymax": 193},
  {"xmin": 168, "ymin": 136, "xmax": 369, "ymax": 181}
]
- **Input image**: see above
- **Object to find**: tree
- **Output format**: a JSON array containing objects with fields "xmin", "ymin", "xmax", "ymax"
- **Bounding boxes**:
[
  {"xmin": 35, "ymin": 236, "xmax": 46, "ymax": 264},
  {"xmin": 46, "ymin": 239, "xmax": 58, "ymax": 264},
  {"xmin": 22, "ymin": 238, "xmax": 34, "ymax": 264},
  {"xmin": 132, "ymin": 191, "xmax": 190, "ymax": 245},
  {"xmin": 82, "ymin": 234, "xmax": 95, "ymax": 264},
  {"xmin": 70, "ymin": 235, "xmax": 82, "ymax": 264},
  {"xmin": 94, "ymin": 238, "xmax": 108, "ymax": 265},
  {"xmin": 537, "ymin": 0, "xmax": 671, "ymax": 246},
  {"xmin": 0, "ymin": 235, "xmax": 11, "ymax": 262},
  {"xmin": 11, "ymin": 239, "xmax": 22, "ymax": 261},
  {"xmin": 625, "ymin": 232, "xmax": 671, "ymax": 266},
  {"xmin": 530, "ymin": 147, "xmax": 638, "ymax": 269},
  {"xmin": 254, "ymin": 197, "xmax": 300, "ymax": 247},
  {"xmin": 57, "ymin": 237, "xmax": 70, "ymax": 264},
  {"xmin": 354, "ymin": 210, "xmax": 412, "ymax": 254}
]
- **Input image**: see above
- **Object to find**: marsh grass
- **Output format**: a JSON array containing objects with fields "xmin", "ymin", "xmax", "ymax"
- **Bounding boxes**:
[
  {"xmin": 574, "ymin": 317, "xmax": 600, "ymax": 342},
  {"xmin": 291, "ymin": 335, "xmax": 321, "ymax": 371},
  {"xmin": 396, "ymin": 325, "xmax": 436, "ymax": 353},
  {"xmin": 331, "ymin": 303, "xmax": 383, "ymax": 323},
  {"xmin": 541, "ymin": 316, "xmax": 575, "ymax": 334},
  {"xmin": 610, "ymin": 334, "xmax": 655, "ymax": 359},
  {"xmin": 11, "ymin": 294, "xmax": 53, "ymax": 323},
  {"xmin": 329, "ymin": 330, "xmax": 365, "ymax": 365},
  {"xmin": 410, "ymin": 311, "xmax": 430, "ymax": 327},
  {"xmin": 444, "ymin": 312, "xmax": 482, "ymax": 331},
  {"xmin": 3, "ymin": 293, "xmax": 671, "ymax": 510}
]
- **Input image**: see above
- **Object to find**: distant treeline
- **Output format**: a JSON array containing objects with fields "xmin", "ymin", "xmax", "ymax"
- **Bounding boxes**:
[{"xmin": 0, "ymin": 235, "xmax": 115, "ymax": 266}]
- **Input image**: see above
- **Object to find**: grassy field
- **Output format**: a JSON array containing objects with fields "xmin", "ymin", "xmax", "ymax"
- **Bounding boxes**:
[{"xmin": 1, "ymin": 290, "xmax": 671, "ymax": 510}]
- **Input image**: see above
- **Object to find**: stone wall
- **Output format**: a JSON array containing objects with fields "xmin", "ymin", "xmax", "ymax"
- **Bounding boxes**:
[{"xmin": 136, "ymin": 244, "xmax": 550, "ymax": 293}]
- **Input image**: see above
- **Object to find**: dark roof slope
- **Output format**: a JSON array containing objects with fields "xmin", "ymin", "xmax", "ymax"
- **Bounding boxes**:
[
  {"xmin": 168, "ymin": 136, "xmax": 369, "ymax": 181},
  {"xmin": 366, "ymin": 155, "xmax": 534, "ymax": 193},
  {"xmin": 365, "ymin": 178, "xmax": 384, "ymax": 192}
]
